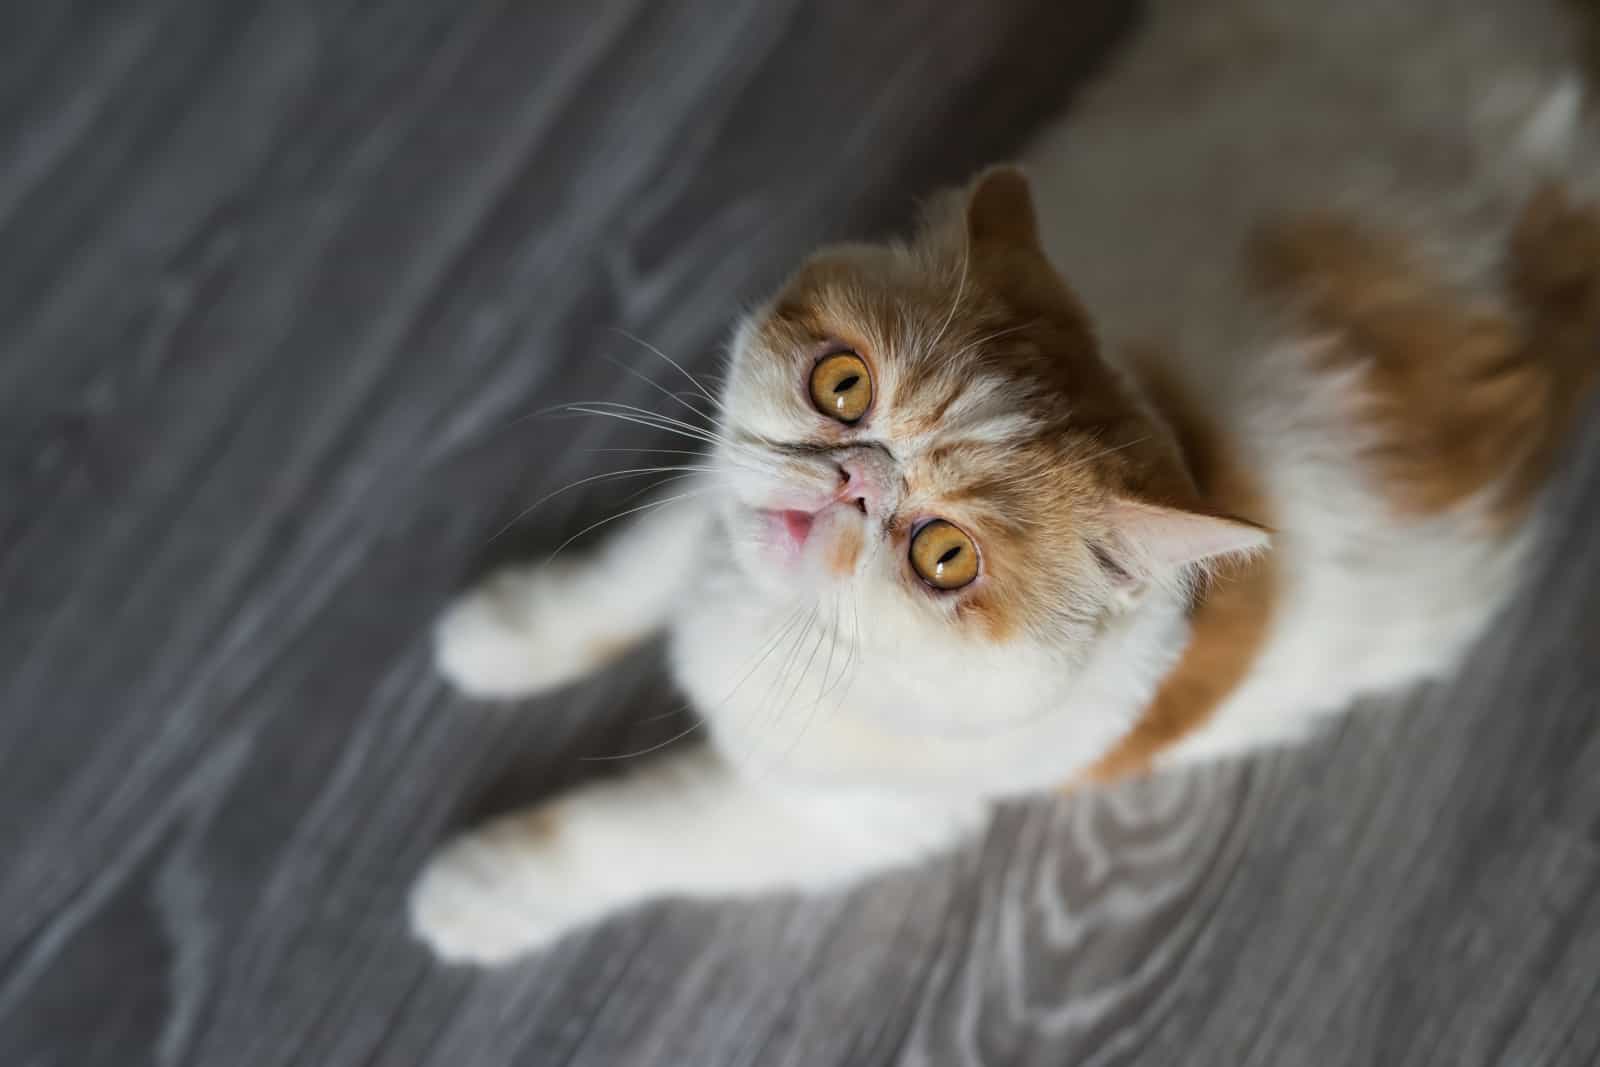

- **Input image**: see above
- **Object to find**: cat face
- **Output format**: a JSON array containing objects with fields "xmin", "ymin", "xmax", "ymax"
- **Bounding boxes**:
[{"xmin": 712, "ymin": 169, "xmax": 1262, "ymax": 658}]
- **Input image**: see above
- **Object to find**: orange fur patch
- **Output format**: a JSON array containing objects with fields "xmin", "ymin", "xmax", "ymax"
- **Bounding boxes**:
[
  {"xmin": 1080, "ymin": 357, "xmax": 1277, "ymax": 782},
  {"xmin": 1251, "ymin": 188, "xmax": 1600, "ymax": 525},
  {"xmin": 1084, "ymin": 186, "xmax": 1600, "ymax": 783},
  {"xmin": 954, "ymin": 593, "xmax": 1019, "ymax": 643},
  {"xmin": 827, "ymin": 524, "xmax": 863, "ymax": 576}
]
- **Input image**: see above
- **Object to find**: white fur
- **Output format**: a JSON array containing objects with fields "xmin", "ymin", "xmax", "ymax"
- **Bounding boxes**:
[
  {"xmin": 412, "ymin": 0, "xmax": 1594, "ymax": 964},
  {"xmin": 435, "ymin": 497, "xmax": 710, "ymax": 697},
  {"xmin": 411, "ymin": 749, "xmax": 983, "ymax": 962}
]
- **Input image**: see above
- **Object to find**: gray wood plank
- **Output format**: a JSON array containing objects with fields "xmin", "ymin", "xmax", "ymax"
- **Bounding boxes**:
[{"xmin": 2, "ymin": 2, "xmax": 1598, "ymax": 1065}]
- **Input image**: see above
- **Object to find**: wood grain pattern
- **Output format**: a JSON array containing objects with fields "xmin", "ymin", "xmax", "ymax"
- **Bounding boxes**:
[{"xmin": 3, "ymin": 2, "xmax": 1599, "ymax": 1064}]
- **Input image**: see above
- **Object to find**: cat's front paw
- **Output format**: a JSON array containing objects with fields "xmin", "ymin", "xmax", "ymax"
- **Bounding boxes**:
[
  {"xmin": 408, "ymin": 814, "xmax": 587, "ymax": 965},
  {"xmin": 434, "ymin": 565, "xmax": 617, "ymax": 700}
]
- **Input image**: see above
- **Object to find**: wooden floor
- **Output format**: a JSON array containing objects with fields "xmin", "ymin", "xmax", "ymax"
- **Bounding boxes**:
[{"xmin": 5, "ymin": 2, "xmax": 1600, "ymax": 1064}]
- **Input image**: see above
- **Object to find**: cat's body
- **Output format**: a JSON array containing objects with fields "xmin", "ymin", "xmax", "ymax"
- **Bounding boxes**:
[
  {"xmin": 1027, "ymin": 0, "xmax": 1600, "ymax": 767},
  {"xmin": 412, "ymin": 0, "xmax": 1600, "ymax": 964}
]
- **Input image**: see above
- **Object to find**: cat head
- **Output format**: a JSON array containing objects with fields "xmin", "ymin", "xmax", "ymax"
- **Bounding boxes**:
[{"xmin": 713, "ymin": 168, "xmax": 1264, "ymax": 665}]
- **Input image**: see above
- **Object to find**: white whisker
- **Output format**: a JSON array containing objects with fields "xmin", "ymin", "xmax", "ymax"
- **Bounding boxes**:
[
  {"xmin": 561, "ymin": 404, "xmax": 769, "ymax": 469},
  {"xmin": 720, "ymin": 603, "xmax": 811, "ymax": 708},
  {"xmin": 584, "ymin": 446, "xmax": 713, "ymax": 458},
  {"xmin": 538, "ymin": 488, "xmax": 714, "ymax": 561},
  {"xmin": 927, "ymin": 234, "xmax": 971, "ymax": 357},
  {"xmin": 485, "ymin": 465, "xmax": 718, "ymax": 543},
  {"xmin": 1073, "ymin": 435, "xmax": 1151, "ymax": 468},
  {"xmin": 947, "ymin": 320, "xmax": 1036, "ymax": 364},
  {"xmin": 611, "ymin": 327, "xmax": 720, "ymax": 406},
  {"xmin": 756, "ymin": 604, "xmax": 817, "ymax": 740},
  {"xmin": 836, "ymin": 589, "xmax": 864, "ymax": 707},
  {"xmin": 599, "ymin": 351, "xmax": 719, "ymax": 427},
  {"xmin": 581, "ymin": 720, "xmax": 706, "ymax": 762},
  {"xmin": 558, "ymin": 405, "xmax": 734, "ymax": 452},
  {"xmin": 779, "ymin": 592, "xmax": 844, "ymax": 767},
  {"xmin": 569, "ymin": 400, "xmax": 729, "ymax": 444},
  {"xmin": 616, "ymin": 470, "xmax": 708, "ymax": 504},
  {"xmin": 780, "ymin": 605, "xmax": 832, "ymax": 734}
]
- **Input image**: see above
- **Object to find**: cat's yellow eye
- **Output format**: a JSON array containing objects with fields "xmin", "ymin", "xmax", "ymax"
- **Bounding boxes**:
[
  {"xmin": 909, "ymin": 520, "xmax": 979, "ymax": 590},
  {"xmin": 809, "ymin": 352, "xmax": 872, "ymax": 424}
]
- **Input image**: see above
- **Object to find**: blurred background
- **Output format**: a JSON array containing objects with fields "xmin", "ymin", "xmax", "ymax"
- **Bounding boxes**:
[{"xmin": 4, "ymin": 2, "xmax": 1600, "ymax": 1065}]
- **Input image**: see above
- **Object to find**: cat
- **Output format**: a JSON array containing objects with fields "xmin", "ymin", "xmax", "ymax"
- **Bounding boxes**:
[{"xmin": 410, "ymin": 0, "xmax": 1600, "ymax": 965}]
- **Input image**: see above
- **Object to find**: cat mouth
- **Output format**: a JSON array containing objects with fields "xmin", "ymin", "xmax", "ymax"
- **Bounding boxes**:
[
  {"xmin": 776, "ymin": 509, "xmax": 815, "ymax": 549},
  {"xmin": 756, "ymin": 507, "xmax": 819, "ymax": 556},
  {"xmin": 753, "ymin": 502, "xmax": 864, "ymax": 575},
  {"xmin": 738, "ymin": 460, "xmax": 881, "ymax": 578}
]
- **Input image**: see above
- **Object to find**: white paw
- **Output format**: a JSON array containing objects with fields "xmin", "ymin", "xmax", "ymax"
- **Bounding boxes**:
[
  {"xmin": 433, "ymin": 565, "xmax": 613, "ymax": 699},
  {"xmin": 408, "ymin": 817, "xmax": 588, "ymax": 966}
]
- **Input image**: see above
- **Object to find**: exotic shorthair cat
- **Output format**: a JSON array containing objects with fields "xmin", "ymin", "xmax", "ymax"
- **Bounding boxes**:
[{"xmin": 412, "ymin": 0, "xmax": 1600, "ymax": 964}]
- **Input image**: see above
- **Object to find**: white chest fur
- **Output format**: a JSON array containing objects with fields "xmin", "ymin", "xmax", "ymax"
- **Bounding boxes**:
[{"xmin": 667, "ymin": 549, "xmax": 1195, "ymax": 796}]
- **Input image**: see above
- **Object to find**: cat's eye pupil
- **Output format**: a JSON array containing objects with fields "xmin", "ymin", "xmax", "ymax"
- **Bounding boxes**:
[
  {"xmin": 835, "ymin": 374, "xmax": 860, "ymax": 392},
  {"xmin": 937, "ymin": 546, "xmax": 961, "ymax": 566}
]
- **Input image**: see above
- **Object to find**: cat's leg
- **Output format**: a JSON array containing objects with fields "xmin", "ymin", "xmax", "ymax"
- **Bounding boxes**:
[
  {"xmin": 435, "ymin": 493, "xmax": 711, "ymax": 699},
  {"xmin": 409, "ymin": 746, "xmax": 985, "ymax": 965}
]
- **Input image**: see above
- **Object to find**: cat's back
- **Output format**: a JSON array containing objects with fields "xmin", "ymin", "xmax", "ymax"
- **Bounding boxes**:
[
  {"xmin": 1023, "ymin": 0, "xmax": 1600, "ymax": 756},
  {"xmin": 1026, "ymin": 0, "xmax": 1593, "ymax": 352}
]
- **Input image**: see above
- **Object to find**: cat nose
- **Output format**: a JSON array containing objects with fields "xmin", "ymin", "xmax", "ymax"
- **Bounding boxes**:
[
  {"xmin": 834, "ymin": 460, "xmax": 873, "ymax": 516},
  {"xmin": 831, "ymin": 444, "xmax": 897, "ymax": 517}
]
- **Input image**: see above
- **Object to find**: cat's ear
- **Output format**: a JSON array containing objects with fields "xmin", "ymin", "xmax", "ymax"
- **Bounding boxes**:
[
  {"xmin": 965, "ymin": 166, "xmax": 1040, "ymax": 251},
  {"xmin": 1100, "ymin": 496, "xmax": 1270, "ymax": 580}
]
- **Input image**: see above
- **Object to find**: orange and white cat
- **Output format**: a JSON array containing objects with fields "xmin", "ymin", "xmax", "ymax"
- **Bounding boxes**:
[{"xmin": 412, "ymin": 0, "xmax": 1600, "ymax": 964}]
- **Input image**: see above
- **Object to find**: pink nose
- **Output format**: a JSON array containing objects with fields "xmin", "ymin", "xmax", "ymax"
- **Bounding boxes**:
[{"xmin": 834, "ymin": 459, "xmax": 874, "ymax": 516}]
